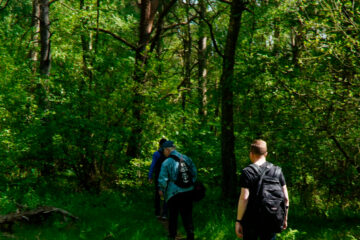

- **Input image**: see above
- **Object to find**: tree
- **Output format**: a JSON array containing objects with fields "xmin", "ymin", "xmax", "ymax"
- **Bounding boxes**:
[
  {"xmin": 125, "ymin": 0, "xmax": 178, "ymax": 159},
  {"xmin": 197, "ymin": 0, "xmax": 208, "ymax": 123},
  {"xmin": 220, "ymin": 0, "xmax": 247, "ymax": 199},
  {"xmin": 30, "ymin": 0, "xmax": 40, "ymax": 73},
  {"xmin": 39, "ymin": 0, "xmax": 51, "ymax": 75}
]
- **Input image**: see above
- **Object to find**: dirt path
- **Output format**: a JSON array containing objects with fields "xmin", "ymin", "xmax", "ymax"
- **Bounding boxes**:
[{"xmin": 158, "ymin": 218, "xmax": 186, "ymax": 240}]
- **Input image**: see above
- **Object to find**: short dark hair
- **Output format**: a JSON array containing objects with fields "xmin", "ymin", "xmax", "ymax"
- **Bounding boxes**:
[
  {"xmin": 159, "ymin": 138, "xmax": 167, "ymax": 146},
  {"xmin": 250, "ymin": 139, "xmax": 267, "ymax": 155}
]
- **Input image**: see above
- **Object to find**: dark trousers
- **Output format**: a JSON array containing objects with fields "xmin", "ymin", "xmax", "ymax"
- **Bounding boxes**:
[
  {"xmin": 243, "ymin": 227, "xmax": 276, "ymax": 240},
  {"xmin": 167, "ymin": 191, "xmax": 194, "ymax": 240},
  {"xmin": 154, "ymin": 183, "xmax": 167, "ymax": 217}
]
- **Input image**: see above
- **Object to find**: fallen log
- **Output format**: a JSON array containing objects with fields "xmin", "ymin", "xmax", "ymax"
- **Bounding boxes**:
[{"xmin": 0, "ymin": 206, "xmax": 78, "ymax": 232}]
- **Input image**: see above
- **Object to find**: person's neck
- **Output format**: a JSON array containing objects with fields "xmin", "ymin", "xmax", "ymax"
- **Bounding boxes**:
[{"xmin": 253, "ymin": 156, "xmax": 266, "ymax": 166}]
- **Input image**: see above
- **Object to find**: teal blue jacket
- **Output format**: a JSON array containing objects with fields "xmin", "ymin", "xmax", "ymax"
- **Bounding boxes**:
[{"xmin": 158, "ymin": 150, "xmax": 197, "ymax": 202}]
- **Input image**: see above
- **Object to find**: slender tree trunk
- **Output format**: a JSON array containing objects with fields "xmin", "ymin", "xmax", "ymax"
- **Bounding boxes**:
[
  {"xmin": 220, "ymin": 0, "xmax": 245, "ymax": 200},
  {"xmin": 181, "ymin": 0, "xmax": 192, "ymax": 113},
  {"xmin": 75, "ymin": 0, "xmax": 99, "ymax": 190},
  {"xmin": 37, "ymin": 0, "xmax": 54, "ymax": 177},
  {"xmin": 80, "ymin": 0, "xmax": 93, "ymax": 81},
  {"xmin": 198, "ymin": 0, "xmax": 208, "ymax": 122},
  {"xmin": 290, "ymin": 16, "xmax": 304, "ymax": 67},
  {"xmin": 30, "ymin": 0, "xmax": 40, "ymax": 73},
  {"xmin": 273, "ymin": 16, "xmax": 280, "ymax": 56},
  {"xmin": 39, "ymin": 0, "xmax": 51, "ymax": 76},
  {"xmin": 94, "ymin": 0, "xmax": 100, "ymax": 53},
  {"xmin": 213, "ymin": 77, "xmax": 220, "ymax": 135}
]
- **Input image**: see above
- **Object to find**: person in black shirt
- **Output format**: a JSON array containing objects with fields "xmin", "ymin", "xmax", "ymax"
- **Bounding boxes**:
[{"xmin": 235, "ymin": 139, "xmax": 289, "ymax": 240}]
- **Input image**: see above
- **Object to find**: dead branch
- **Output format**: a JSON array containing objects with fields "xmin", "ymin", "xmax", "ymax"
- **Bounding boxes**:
[{"xmin": 0, "ymin": 206, "xmax": 78, "ymax": 232}]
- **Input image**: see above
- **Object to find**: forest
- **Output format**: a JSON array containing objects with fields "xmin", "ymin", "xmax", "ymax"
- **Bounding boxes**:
[{"xmin": 0, "ymin": 0, "xmax": 359, "ymax": 239}]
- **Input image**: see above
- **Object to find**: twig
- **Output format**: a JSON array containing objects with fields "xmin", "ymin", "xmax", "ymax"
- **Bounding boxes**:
[
  {"xmin": 190, "ymin": 4, "xmax": 224, "ymax": 58},
  {"xmin": 0, "ymin": 0, "xmax": 10, "ymax": 11},
  {"xmin": 163, "ymin": 16, "xmax": 198, "ymax": 32},
  {"xmin": 148, "ymin": 0, "xmax": 178, "ymax": 52},
  {"xmin": 59, "ymin": 2, "xmax": 79, "ymax": 12},
  {"xmin": 49, "ymin": 0, "xmax": 59, "ymax": 6},
  {"xmin": 91, "ymin": 28, "xmax": 137, "ymax": 51},
  {"xmin": 161, "ymin": 87, "xmax": 193, "ymax": 100},
  {"xmin": 244, "ymin": 7, "xmax": 254, "ymax": 15},
  {"xmin": 218, "ymin": 0, "xmax": 231, "ymax": 4}
]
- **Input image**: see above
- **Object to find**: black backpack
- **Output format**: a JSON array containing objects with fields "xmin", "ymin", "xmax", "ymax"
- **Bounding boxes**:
[
  {"xmin": 170, "ymin": 154, "xmax": 193, "ymax": 188},
  {"xmin": 250, "ymin": 163, "xmax": 286, "ymax": 233}
]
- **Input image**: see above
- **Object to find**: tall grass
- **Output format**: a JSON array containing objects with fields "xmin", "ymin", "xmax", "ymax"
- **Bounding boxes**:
[{"xmin": 1, "ymin": 185, "xmax": 359, "ymax": 239}]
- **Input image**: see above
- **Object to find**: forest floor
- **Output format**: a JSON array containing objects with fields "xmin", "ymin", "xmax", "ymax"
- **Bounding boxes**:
[{"xmin": 1, "ymin": 185, "xmax": 359, "ymax": 240}]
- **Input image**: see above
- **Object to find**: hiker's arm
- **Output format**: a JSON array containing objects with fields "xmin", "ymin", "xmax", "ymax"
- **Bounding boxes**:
[
  {"xmin": 235, "ymin": 188, "xmax": 249, "ymax": 238},
  {"xmin": 148, "ymin": 151, "xmax": 160, "ymax": 181},
  {"xmin": 157, "ymin": 162, "xmax": 168, "ymax": 193},
  {"xmin": 282, "ymin": 185, "xmax": 289, "ymax": 229},
  {"xmin": 190, "ymin": 158, "xmax": 197, "ymax": 183},
  {"xmin": 236, "ymin": 187, "xmax": 249, "ymax": 221}
]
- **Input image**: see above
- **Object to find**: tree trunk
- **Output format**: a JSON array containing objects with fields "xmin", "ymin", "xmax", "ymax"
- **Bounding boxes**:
[
  {"xmin": 126, "ymin": 0, "xmax": 176, "ymax": 159},
  {"xmin": 126, "ymin": 0, "xmax": 158, "ymax": 159},
  {"xmin": 94, "ymin": 0, "xmax": 100, "ymax": 53},
  {"xmin": 198, "ymin": 0, "xmax": 208, "ymax": 123},
  {"xmin": 30, "ymin": 0, "xmax": 40, "ymax": 73},
  {"xmin": 273, "ymin": 16, "xmax": 280, "ymax": 56},
  {"xmin": 80, "ymin": 0, "xmax": 94, "ymax": 81},
  {"xmin": 74, "ymin": 0, "xmax": 100, "ymax": 190},
  {"xmin": 220, "ymin": 0, "xmax": 245, "ymax": 200},
  {"xmin": 181, "ymin": 0, "xmax": 192, "ymax": 114},
  {"xmin": 37, "ymin": 0, "xmax": 54, "ymax": 177},
  {"xmin": 39, "ymin": 0, "xmax": 51, "ymax": 76}
]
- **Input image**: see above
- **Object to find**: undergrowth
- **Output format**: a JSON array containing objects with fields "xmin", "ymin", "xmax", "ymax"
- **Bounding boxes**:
[{"xmin": 0, "ymin": 184, "xmax": 359, "ymax": 239}]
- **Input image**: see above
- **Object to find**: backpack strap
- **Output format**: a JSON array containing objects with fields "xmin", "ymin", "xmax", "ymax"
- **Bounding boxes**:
[
  {"xmin": 248, "ymin": 163, "xmax": 273, "ymax": 178},
  {"xmin": 248, "ymin": 164, "xmax": 262, "ymax": 176},
  {"xmin": 170, "ymin": 154, "xmax": 188, "ymax": 170},
  {"xmin": 255, "ymin": 163, "xmax": 274, "ymax": 197},
  {"xmin": 276, "ymin": 166, "xmax": 282, "ymax": 178},
  {"xmin": 170, "ymin": 154, "xmax": 181, "ymax": 162}
]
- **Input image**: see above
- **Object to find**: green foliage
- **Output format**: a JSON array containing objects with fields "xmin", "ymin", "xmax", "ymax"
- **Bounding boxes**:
[{"xmin": 0, "ymin": 0, "xmax": 359, "ymax": 237}]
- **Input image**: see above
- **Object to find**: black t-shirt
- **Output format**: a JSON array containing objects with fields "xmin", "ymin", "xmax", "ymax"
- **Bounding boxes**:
[{"xmin": 239, "ymin": 161, "xmax": 286, "ymax": 227}]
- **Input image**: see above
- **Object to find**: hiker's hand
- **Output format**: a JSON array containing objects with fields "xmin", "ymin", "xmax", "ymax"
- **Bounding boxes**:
[
  {"xmin": 235, "ymin": 221, "xmax": 243, "ymax": 238},
  {"xmin": 148, "ymin": 178, "xmax": 153, "ymax": 184},
  {"xmin": 159, "ymin": 190, "xmax": 164, "ymax": 201},
  {"xmin": 283, "ymin": 220, "xmax": 288, "ymax": 230}
]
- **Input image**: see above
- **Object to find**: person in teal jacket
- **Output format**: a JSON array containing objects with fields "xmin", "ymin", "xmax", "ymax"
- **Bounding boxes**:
[{"xmin": 158, "ymin": 141, "xmax": 197, "ymax": 240}]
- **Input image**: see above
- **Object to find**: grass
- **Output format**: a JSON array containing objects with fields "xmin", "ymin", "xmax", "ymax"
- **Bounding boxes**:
[{"xmin": 1, "ymin": 185, "xmax": 359, "ymax": 239}]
